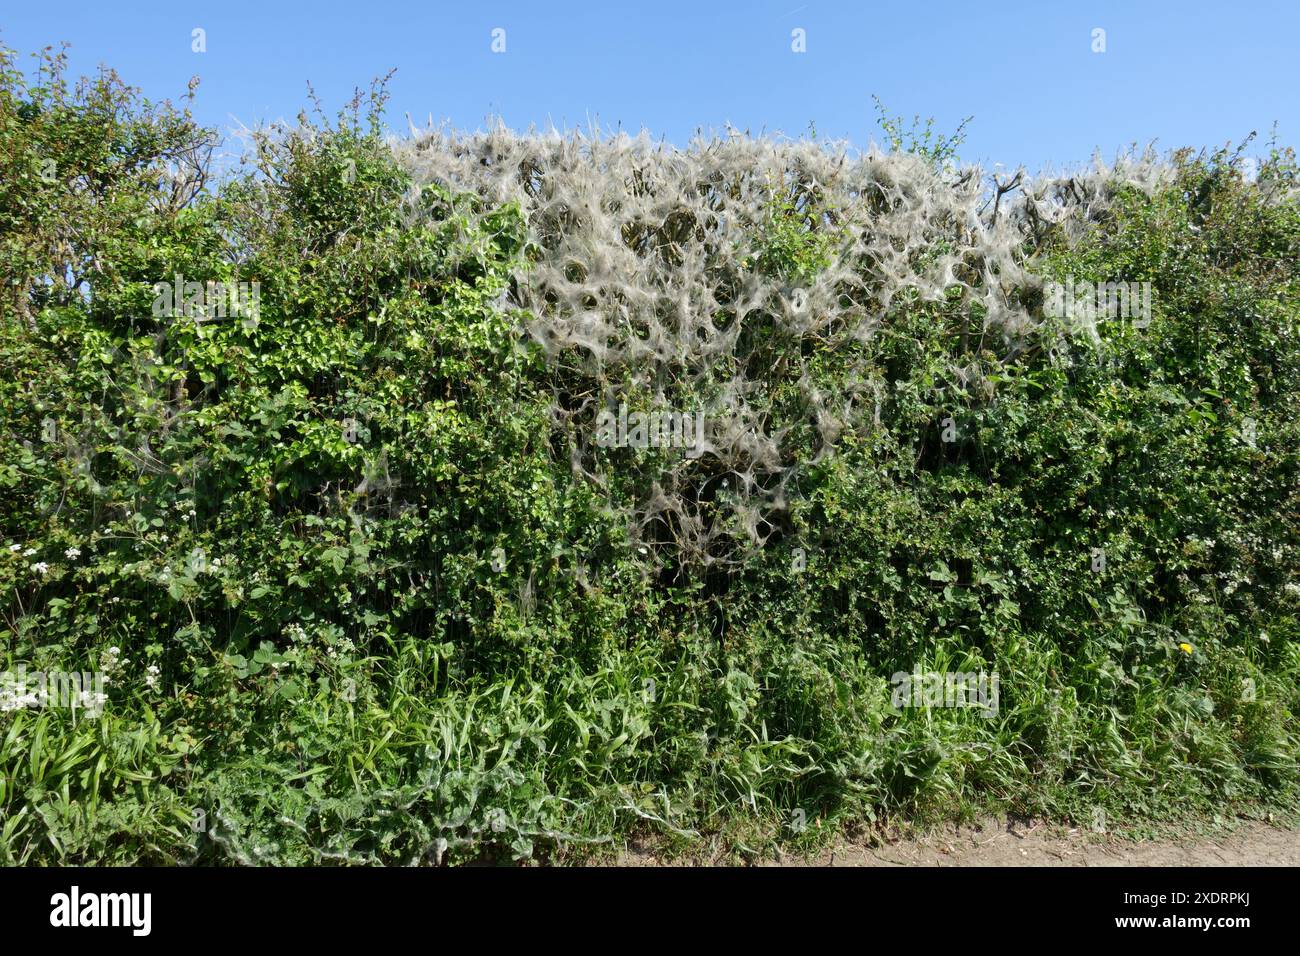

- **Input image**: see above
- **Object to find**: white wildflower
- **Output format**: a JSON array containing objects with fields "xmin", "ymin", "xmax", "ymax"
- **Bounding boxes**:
[{"xmin": 0, "ymin": 691, "xmax": 40, "ymax": 712}]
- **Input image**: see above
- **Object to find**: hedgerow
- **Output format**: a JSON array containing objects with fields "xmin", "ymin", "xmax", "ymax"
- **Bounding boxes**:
[{"xmin": 1, "ymin": 44, "xmax": 1297, "ymax": 864}]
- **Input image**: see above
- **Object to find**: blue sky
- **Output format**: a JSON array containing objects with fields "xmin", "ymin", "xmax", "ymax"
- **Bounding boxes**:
[{"xmin": 3, "ymin": 1, "xmax": 1295, "ymax": 172}]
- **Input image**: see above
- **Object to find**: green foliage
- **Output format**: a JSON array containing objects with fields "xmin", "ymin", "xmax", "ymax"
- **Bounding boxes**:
[
  {"xmin": 752, "ymin": 184, "xmax": 838, "ymax": 286},
  {"xmin": 872, "ymin": 95, "xmax": 972, "ymax": 169},
  {"xmin": 1, "ymin": 44, "xmax": 1297, "ymax": 864}
]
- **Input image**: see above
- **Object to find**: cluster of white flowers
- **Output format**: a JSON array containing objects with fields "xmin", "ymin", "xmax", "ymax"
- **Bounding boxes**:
[
  {"xmin": 101, "ymin": 646, "xmax": 124, "ymax": 685},
  {"xmin": 0, "ymin": 686, "xmax": 40, "ymax": 712},
  {"xmin": 64, "ymin": 546, "xmax": 81, "ymax": 560},
  {"xmin": 144, "ymin": 664, "xmax": 161, "ymax": 691},
  {"xmin": 9, "ymin": 544, "xmax": 39, "ymax": 566},
  {"xmin": 323, "ymin": 636, "xmax": 357, "ymax": 661}
]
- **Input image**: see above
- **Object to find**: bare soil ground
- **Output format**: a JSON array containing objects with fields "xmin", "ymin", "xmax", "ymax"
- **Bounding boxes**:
[{"xmin": 613, "ymin": 818, "xmax": 1300, "ymax": 867}]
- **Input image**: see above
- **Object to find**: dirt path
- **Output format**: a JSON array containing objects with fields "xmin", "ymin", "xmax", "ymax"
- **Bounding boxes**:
[
  {"xmin": 791, "ymin": 818, "xmax": 1300, "ymax": 867},
  {"xmin": 614, "ymin": 818, "xmax": 1300, "ymax": 866}
]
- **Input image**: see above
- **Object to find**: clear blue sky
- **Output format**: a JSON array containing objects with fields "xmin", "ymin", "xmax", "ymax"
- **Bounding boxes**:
[{"xmin": 3, "ymin": 1, "xmax": 1295, "ymax": 172}]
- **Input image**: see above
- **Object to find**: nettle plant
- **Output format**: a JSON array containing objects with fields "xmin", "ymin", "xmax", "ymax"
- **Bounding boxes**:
[{"xmin": 396, "ymin": 127, "xmax": 1174, "ymax": 576}]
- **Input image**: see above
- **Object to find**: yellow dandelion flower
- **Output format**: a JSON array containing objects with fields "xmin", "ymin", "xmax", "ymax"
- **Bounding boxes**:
[{"xmin": 1178, "ymin": 642, "xmax": 1194, "ymax": 655}]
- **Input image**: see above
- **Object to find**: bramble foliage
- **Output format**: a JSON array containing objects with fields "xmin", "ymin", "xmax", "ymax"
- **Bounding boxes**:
[{"xmin": 1, "ymin": 45, "xmax": 1297, "ymax": 863}]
